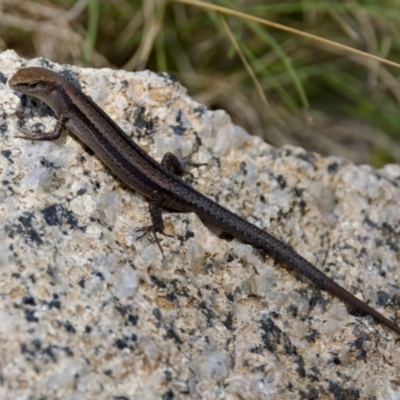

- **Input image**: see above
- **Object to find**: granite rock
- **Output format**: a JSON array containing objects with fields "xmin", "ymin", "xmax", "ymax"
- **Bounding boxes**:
[{"xmin": 0, "ymin": 50, "xmax": 400, "ymax": 399}]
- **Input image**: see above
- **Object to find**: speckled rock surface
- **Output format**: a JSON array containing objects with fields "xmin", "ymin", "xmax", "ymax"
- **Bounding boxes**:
[{"xmin": 0, "ymin": 50, "xmax": 400, "ymax": 399}]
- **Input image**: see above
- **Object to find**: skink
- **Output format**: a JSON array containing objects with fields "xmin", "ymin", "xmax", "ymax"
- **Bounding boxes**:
[{"xmin": 9, "ymin": 67, "xmax": 400, "ymax": 336}]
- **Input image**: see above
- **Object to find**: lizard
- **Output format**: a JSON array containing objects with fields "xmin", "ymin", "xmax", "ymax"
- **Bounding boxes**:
[{"xmin": 8, "ymin": 66, "xmax": 400, "ymax": 336}]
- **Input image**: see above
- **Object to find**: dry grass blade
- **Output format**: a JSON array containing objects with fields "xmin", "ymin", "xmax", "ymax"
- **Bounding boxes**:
[
  {"xmin": 219, "ymin": 15, "xmax": 269, "ymax": 109},
  {"xmin": 123, "ymin": 0, "xmax": 164, "ymax": 71},
  {"xmin": 0, "ymin": 0, "xmax": 111, "ymax": 67},
  {"xmin": 172, "ymin": 0, "xmax": 400, "ymax": 70}
]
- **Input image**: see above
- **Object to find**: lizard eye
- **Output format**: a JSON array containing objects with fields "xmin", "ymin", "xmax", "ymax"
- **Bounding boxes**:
[{"xmin": 26, "ymin": 81, "xmax": 39, "ymax": 88}]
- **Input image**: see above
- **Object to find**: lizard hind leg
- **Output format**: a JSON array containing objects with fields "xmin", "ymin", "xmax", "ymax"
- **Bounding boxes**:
[
  {"xmin": 161, "ymin": 150, "xmax": 206, "ymax": 177},
  {"xmin": 135, "ymin": 191, "xmax": 173, "ymax": 255}
]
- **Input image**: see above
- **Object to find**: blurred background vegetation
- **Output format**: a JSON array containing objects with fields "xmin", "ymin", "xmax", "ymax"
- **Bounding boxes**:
[{"xmin": 2, "ymin": 0, "xmax": 400, "ymax": 166}]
